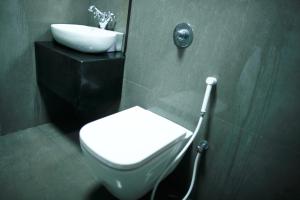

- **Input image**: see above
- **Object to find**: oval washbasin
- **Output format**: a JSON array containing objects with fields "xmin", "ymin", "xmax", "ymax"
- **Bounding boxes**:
[{"xmin": 51, "ymin": 24, "xmax": 123, "ymax": 53}]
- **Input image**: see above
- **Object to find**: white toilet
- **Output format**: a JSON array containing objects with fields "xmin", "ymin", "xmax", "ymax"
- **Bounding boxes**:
[{"xmin": 80, "ymin": 106, "xmax": 192, "ymax": 200}]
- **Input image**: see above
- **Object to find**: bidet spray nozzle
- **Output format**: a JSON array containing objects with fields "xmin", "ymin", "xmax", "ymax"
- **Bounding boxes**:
[{"xmin": 200, "ymin": 76, "xmax": 217, "ymax": 114}]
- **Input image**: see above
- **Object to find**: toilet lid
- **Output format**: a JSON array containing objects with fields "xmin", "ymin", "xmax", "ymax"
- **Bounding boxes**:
[{"xmin": 79, "ymin": 106, "xmax": 187, "ymax": 170}]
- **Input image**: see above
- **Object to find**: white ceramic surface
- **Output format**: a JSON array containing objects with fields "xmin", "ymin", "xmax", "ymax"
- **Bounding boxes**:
[
  {"xmin": 51, "ymin": 24, "xmax": 124, "ymax": 53},
  {"xmin": 80, "ymin": 106, "xmax": 187, "ymax": 170},
  {"xmin": 80, "ymin": 106, "xmax": 193, "ymax": 200}
]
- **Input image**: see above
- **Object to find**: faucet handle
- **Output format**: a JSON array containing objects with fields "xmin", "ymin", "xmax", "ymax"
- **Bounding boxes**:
[
  {"xmin": 106, "ymin": 11, "xmax": 116, "ymax": 31},
  {"xmin": 88, "ymin": 5, "xmax": 116, "ymax": 30}
]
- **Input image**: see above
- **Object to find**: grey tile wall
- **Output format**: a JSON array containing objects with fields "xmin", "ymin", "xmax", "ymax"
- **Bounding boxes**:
[
  {"xmin": 0, "ymin": 0, "xmax": 89, "ymax": 134},
  {"xmin": 122, "ymin": 0, "xmax": 300, "ymax": 199}
]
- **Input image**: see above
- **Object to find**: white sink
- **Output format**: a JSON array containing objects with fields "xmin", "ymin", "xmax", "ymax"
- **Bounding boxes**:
[{"xmin": 51, "ymin": 24, "xmax": 124, "ymax": 53}]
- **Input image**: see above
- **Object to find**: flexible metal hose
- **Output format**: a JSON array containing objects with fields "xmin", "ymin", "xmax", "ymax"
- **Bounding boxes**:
[
  {"xmin": 150, "ymin": 77, "xmax": 216, "ymax": 200},
  {"xmin": 182, "ymin": 152, "xmax": 201, "ymax": 200},
  {"xmin": 150, "ymin": 116, "xmax": 204, "ymax": 200}
]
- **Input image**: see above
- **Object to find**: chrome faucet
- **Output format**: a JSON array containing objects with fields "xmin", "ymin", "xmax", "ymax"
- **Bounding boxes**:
[{"xmin": 88, "ymin": 5, "xmax": 116, "ymax": 30}]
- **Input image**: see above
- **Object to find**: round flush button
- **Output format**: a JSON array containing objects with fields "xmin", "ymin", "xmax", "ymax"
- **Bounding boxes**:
[{"xmin": 173, "ymin": 23, "xmax": 193, "ymax": 48}]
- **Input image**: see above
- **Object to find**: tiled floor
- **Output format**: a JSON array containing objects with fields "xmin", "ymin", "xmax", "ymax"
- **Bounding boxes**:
[
  {"xmin": 0, "ymin": 123, "xmax": 102, "ymax": 200},
  {"xmin": 0, "ymin": 123, "xmax": 184, "ymax": 200}
]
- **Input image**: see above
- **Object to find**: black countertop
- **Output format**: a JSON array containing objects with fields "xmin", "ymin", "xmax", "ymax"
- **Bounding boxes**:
[{"xmin": 35, "ymin": 41, "xmax": 125, "ymax": 63}]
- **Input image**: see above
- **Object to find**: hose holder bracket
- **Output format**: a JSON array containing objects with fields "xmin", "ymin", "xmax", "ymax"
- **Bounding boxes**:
[{"xmin": 197, "ymin": 140, "xmax": 208, "ymax": 153}]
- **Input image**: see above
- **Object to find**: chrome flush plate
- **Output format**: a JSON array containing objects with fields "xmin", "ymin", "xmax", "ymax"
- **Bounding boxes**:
[{"xmin": 173, "ymin": 23, "xmax": 193, "ymax": 48}]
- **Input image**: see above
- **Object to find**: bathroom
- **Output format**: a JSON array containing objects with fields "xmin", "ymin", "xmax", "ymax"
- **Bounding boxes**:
[{"xmin": 0, "ymin": 0, "xmax": 299, "ymax": 199}]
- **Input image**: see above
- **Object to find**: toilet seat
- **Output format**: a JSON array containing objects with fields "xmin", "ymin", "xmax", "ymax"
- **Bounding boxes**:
[{"xmin": 80, "ymin": 106, "xmax": 187, "ymax": 170}]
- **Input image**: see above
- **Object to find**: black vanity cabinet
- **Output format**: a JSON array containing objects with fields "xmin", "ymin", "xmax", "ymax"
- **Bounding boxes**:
[{"xmin": 35, "ymin": 42, "xmax": 125, "ymax": 121}]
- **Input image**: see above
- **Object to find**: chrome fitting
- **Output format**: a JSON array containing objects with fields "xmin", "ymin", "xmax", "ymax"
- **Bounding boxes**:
[
  {"xmin": 200, "ymin": 111, "xmax": 206, "ymax": 117},
  {"xmin": 197, "ymin": 140, "xmax": 208, "ymax": 153}
]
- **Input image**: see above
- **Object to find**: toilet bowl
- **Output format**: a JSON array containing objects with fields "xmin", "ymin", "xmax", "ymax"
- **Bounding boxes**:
[{"xmin": 80, "ymin": 106, "xmax": 192, "ymax": 200}]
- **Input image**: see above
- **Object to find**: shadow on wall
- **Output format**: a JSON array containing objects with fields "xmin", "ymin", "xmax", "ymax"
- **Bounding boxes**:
[{"xmin": 177, "ymin": 48, "xmax": 186, "ymax": 59}]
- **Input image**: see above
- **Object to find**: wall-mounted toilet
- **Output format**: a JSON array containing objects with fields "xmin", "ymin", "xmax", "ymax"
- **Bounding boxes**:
[{"xmin": 80, "ymin": 106, "xmax": 192, "ymax": 200}]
